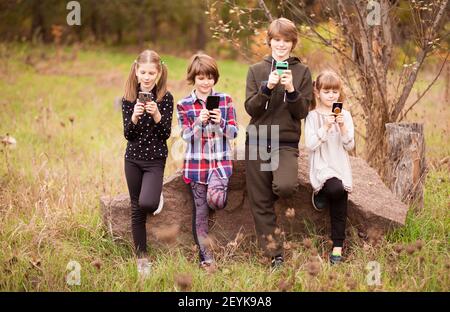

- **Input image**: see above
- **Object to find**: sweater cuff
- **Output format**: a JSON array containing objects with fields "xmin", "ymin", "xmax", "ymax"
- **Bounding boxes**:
[
  {"xmin": 285, "ymin": 90, "xmax": 300, "ymax": 102},
  {"xmin": 260, "ymin": 81, "xmax": 273, "ymax": 97},
  {"xmin": 341, "ymin": 132, "xmax": 353, "ymax": 145}
]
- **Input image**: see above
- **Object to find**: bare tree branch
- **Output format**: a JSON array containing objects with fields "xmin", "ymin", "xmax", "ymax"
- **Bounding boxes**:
[
  {"xmin": 352, "ymin": 0, "xmax": 390, "ymax": 113},
  {"xmin": 258, "ymin": 0, "xmax": 273, "ymax": 22},
  {"xmin": 399, "ymin": 51, "xmax": 449, "ymax": 122},
  {"xmin": 391, "ymin": 0, "xmax": 449, "ymax": 121},
  {"xmin": 284, "ymin": 0, "xmax": 361, "ymax": 70},
  {"xmin": 285, "ymin": 0, "xmax": 342, "ymax": 39},
  {"xmin": 380, "ymin": 0, "xmax": 393, "ymax": 73}
]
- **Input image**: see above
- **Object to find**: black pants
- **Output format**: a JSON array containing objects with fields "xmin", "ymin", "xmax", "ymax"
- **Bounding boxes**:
[
  {"xmin": 318, "ymin": 177, "xmax": 348, "ymax": 248},
  {"xmin": 124, "ymin": 158, "xmax": 165, "ymax": 255}
]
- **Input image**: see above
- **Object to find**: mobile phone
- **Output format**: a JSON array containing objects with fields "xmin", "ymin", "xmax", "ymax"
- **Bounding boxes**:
[
  {"xmin": 206, "ymin": 95, "xmax": 220, "ymax": 111},
  {"xmin": 138, "ymin": 91, "xmax": 153, "ymax": 104},
  {"xmin": 275, "ymin": 61, "xmax": 289, "ymax": 75},
  {"xmin": 332, "ymin": 102, "xmax": 343, "ymax": 115}
]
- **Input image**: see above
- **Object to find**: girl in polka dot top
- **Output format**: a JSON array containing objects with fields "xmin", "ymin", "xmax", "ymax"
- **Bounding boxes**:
[{"xmin": 121, "ymin": 50, "xmax": 174, "ymax": 276}]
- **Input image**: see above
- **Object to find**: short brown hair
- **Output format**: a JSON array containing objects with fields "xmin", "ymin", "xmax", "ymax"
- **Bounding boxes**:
[
  {"xmin": 186, "ymin": 53, "xmax": 219, "ymax": 85},
  {"xmin": 267, "ymin": 18, "xmax": 298, "ymax": 50}
]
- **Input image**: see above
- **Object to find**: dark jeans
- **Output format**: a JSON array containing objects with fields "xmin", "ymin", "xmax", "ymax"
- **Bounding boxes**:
[
  {"xmin": 245, "ymin": 145, "xmax": 299, "ymax": 258},
  {"xmin": 124, "ymin": 158, "xmax": 165, "ymax": 255},
  {"xmin": 317, "ymin": 177, "xmax": 348, "ymax": 248}
]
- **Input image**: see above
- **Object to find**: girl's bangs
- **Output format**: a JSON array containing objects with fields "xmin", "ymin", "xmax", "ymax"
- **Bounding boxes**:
[{"xmin": 319, "ymin": 74, "xmax": 342, "ymax": 90}]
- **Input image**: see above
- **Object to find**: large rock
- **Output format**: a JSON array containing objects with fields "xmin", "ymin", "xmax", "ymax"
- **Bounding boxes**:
[{"xmin": 100, "ymin": 147, "xmax": 408, "ymax": 245}]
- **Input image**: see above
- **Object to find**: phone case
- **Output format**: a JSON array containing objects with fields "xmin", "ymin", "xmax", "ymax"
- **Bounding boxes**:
[
  {"xmin": 275, "ymin": 61, "xmax": 289, "ymax": 75},
  {"xmin": 332, "ymin": 102, "xmax": 343, "ymax": 115},
  {"xmin": 206, "ymin": 96, "xmax": 220, "ymax": 110},
  {"xmin": 138, "ymin": 92, "xmax": 153, "ymax": 103}
]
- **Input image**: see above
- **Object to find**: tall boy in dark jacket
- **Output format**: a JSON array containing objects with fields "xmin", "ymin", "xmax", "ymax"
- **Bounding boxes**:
[{"xmin": 245, "ymin": 17, "xmax": 313, "ymax": 269}]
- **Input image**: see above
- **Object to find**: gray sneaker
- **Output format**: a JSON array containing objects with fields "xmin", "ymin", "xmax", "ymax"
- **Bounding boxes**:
[
  {"xmin": 271, "ymin": 255, "xmax": 284, "ymax": 272},
  {"xmin": 153, "ymin": 193, "xmax": 164, "ymax": 215},
  {"xmin": 137, "ymin": 258, "xmax": 151, "ymax": 278}
]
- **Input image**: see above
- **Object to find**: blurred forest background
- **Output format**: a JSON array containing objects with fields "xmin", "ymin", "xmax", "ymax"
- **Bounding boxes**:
[{"xmin": 0, "ymin": 0, "xmax": 447, "ymax": 59}]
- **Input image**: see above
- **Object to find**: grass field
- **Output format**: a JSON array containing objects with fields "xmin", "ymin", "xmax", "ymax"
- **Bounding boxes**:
[{"xmin": 0, "ymin": 43, "xmax": 448, "ymax": 291}]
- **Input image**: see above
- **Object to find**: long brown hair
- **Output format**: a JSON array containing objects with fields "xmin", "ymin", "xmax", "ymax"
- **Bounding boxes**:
[
  {"xmin": 124, "ymin": 50, "xmax": 168, "ymax": 102},
  {"xmin": 310, "ymin": 70, "xmax": 345, "ymax": 110}
]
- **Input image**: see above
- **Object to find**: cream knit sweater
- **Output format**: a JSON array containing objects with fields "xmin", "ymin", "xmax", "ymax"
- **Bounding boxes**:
[{"xmin": 304, "ymin": 109, "xmax": 355, "ymax": 193}]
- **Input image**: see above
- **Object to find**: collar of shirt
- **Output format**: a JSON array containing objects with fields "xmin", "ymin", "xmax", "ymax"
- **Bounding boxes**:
[{"xmin": 190, "ymin": 89, "xmax": 217, "ymax": 107}]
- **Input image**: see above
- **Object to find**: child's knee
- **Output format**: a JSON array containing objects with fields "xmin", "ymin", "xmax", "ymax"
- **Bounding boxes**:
[
  {"xmin": 207, "ymin": 191, "xmax": 228, "ymax": 210},
  {"xmin": 139, "ymin": 197, "xmax": 159, "ymax": 214},
  {"xmin": 272, "ymin": 181, "xmax": 298, "ymax": 198},
  {"xmin": 324, "ymin": 178, "xmax": 345, "ymax": 198}
]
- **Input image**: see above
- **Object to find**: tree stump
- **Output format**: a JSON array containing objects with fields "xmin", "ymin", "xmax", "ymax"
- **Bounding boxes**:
[{"xmin": 385, "ymin": 123, "xmax": 426, "ymax": 209}]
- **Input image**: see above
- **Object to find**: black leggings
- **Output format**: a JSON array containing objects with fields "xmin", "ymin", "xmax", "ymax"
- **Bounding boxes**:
[
  {"xmin": 317, "ymin": 177, "xmax": 348, "ymax": 248},
  {"xmin": 124, "ymin": 158, "xmax": 165, "ymax": 255}
]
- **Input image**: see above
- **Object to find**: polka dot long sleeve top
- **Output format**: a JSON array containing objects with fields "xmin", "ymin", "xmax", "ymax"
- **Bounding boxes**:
[{"xmin": 122, "ymin": 89, "xmax": 174, "ymax": 161}]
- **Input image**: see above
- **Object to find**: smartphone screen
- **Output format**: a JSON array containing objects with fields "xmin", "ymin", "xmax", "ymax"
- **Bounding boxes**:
[
  {"xmin": 275, "ymin": 61, "xmax": 289, "ymax": 75},
  {"xmin": 138, "ymin": 91, "xmax": 153, "ymax": 104},
  {"xmin": 206, "ymin": 95, "xmax": 220, "ymax": 110},
  {"xmin": 332, "ymin": 102, "xmax": 343, "ymax": 115}
]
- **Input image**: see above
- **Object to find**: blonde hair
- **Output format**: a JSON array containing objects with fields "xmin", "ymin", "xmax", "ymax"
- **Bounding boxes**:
[
  {"xmin": 186, "ymin": 53, "xmax": 220, "ymax": 85},
  {"xmin": 124, "ymin": 50, "xmax": 168, "ymax": 102},
  {"xmin": 311, "ymin": 70, "xmax": 346, "ymax": 110},
  {"xmin": 267, "ymin": 17, "xmax": 298, "ymax": 50}
]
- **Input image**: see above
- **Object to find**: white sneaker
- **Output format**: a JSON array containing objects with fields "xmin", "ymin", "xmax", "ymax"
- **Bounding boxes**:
[
  {"xmin": 137, "ymin": 258, "xmax": 151, "ymax": 278},
  {"xmin": 153, "ymin": 192, "xmax": 164, "ymax": 215}
]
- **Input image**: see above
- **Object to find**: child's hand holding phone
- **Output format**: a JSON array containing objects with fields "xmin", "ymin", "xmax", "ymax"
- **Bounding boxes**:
[
  {"xmin": 335, "ymin": 113, "xmax": 347, "ymax": 135},
  {"xmin": 335, "ymin": 113, "xmax": 344, "ymax": 126},
  {"xmin": 144, "ymin": 100, "xmax": 159, "ymax": 117},
  {"xmin": 199, "ymin": 109, "xmax": 209, "ymax": 125},
  {"xmin": 209, "ymin": 109, "xmax": 222, "ymax": 124},
  {"xmin": 267, "ymin": 70, "xmax": 280, "ymax": 90},
  {"xmin": 280, "ymin": 69, "xmax": 294, "ymax": 92},
  {"xmin": 132, "ymin": 102, "xmax": 145, "ymax": 124},
  {"xmin": 331, "ymin": 102, "xmax": 345, "ymax": 129}
]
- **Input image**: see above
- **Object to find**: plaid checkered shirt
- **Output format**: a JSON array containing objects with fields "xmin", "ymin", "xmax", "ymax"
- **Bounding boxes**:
[{"xmin": 176, "ymin": 90, "xmax": 238, "ymax": 184}]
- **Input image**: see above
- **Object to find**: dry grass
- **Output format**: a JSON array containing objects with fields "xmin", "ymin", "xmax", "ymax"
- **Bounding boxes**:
[{"xmin": 0, "ymin": 43, "xmax": 448, "ymax": 291}]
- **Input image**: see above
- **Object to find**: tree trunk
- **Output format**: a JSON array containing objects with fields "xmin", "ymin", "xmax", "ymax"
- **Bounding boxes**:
[
  {"xmin": 445, "ymin": 62, "xmax": 449, "ymax": 104},
  {"xmin": 195, "ymin": 18, "xmax": 207, "ymax": 51},
  {"xmin": 149, "ymin": 6, "xmax": 159, "ymax": 43},
  {"xmin": 30, "ymin": 0, "xmax": 48, "ymax": 42},
  {"xmin": 385, "ymin": 123, "xmax": 426, "ymax": 209},
  {"xmin": 364, "ymin": 89, "xmax": 389, "ymax": 175},
  {"xmin": 90, "ymin": 3, "xmax": 99, "ymax": 42},
  {"xmin": 137, "ymin": 0, "xmax": 146, "ymax": 49}
]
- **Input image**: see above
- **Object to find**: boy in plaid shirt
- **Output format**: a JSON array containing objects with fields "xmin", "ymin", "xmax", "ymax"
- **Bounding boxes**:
[{"xmin": 177, "ymin": 54, "xmax": 238, "ymax": 271}]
